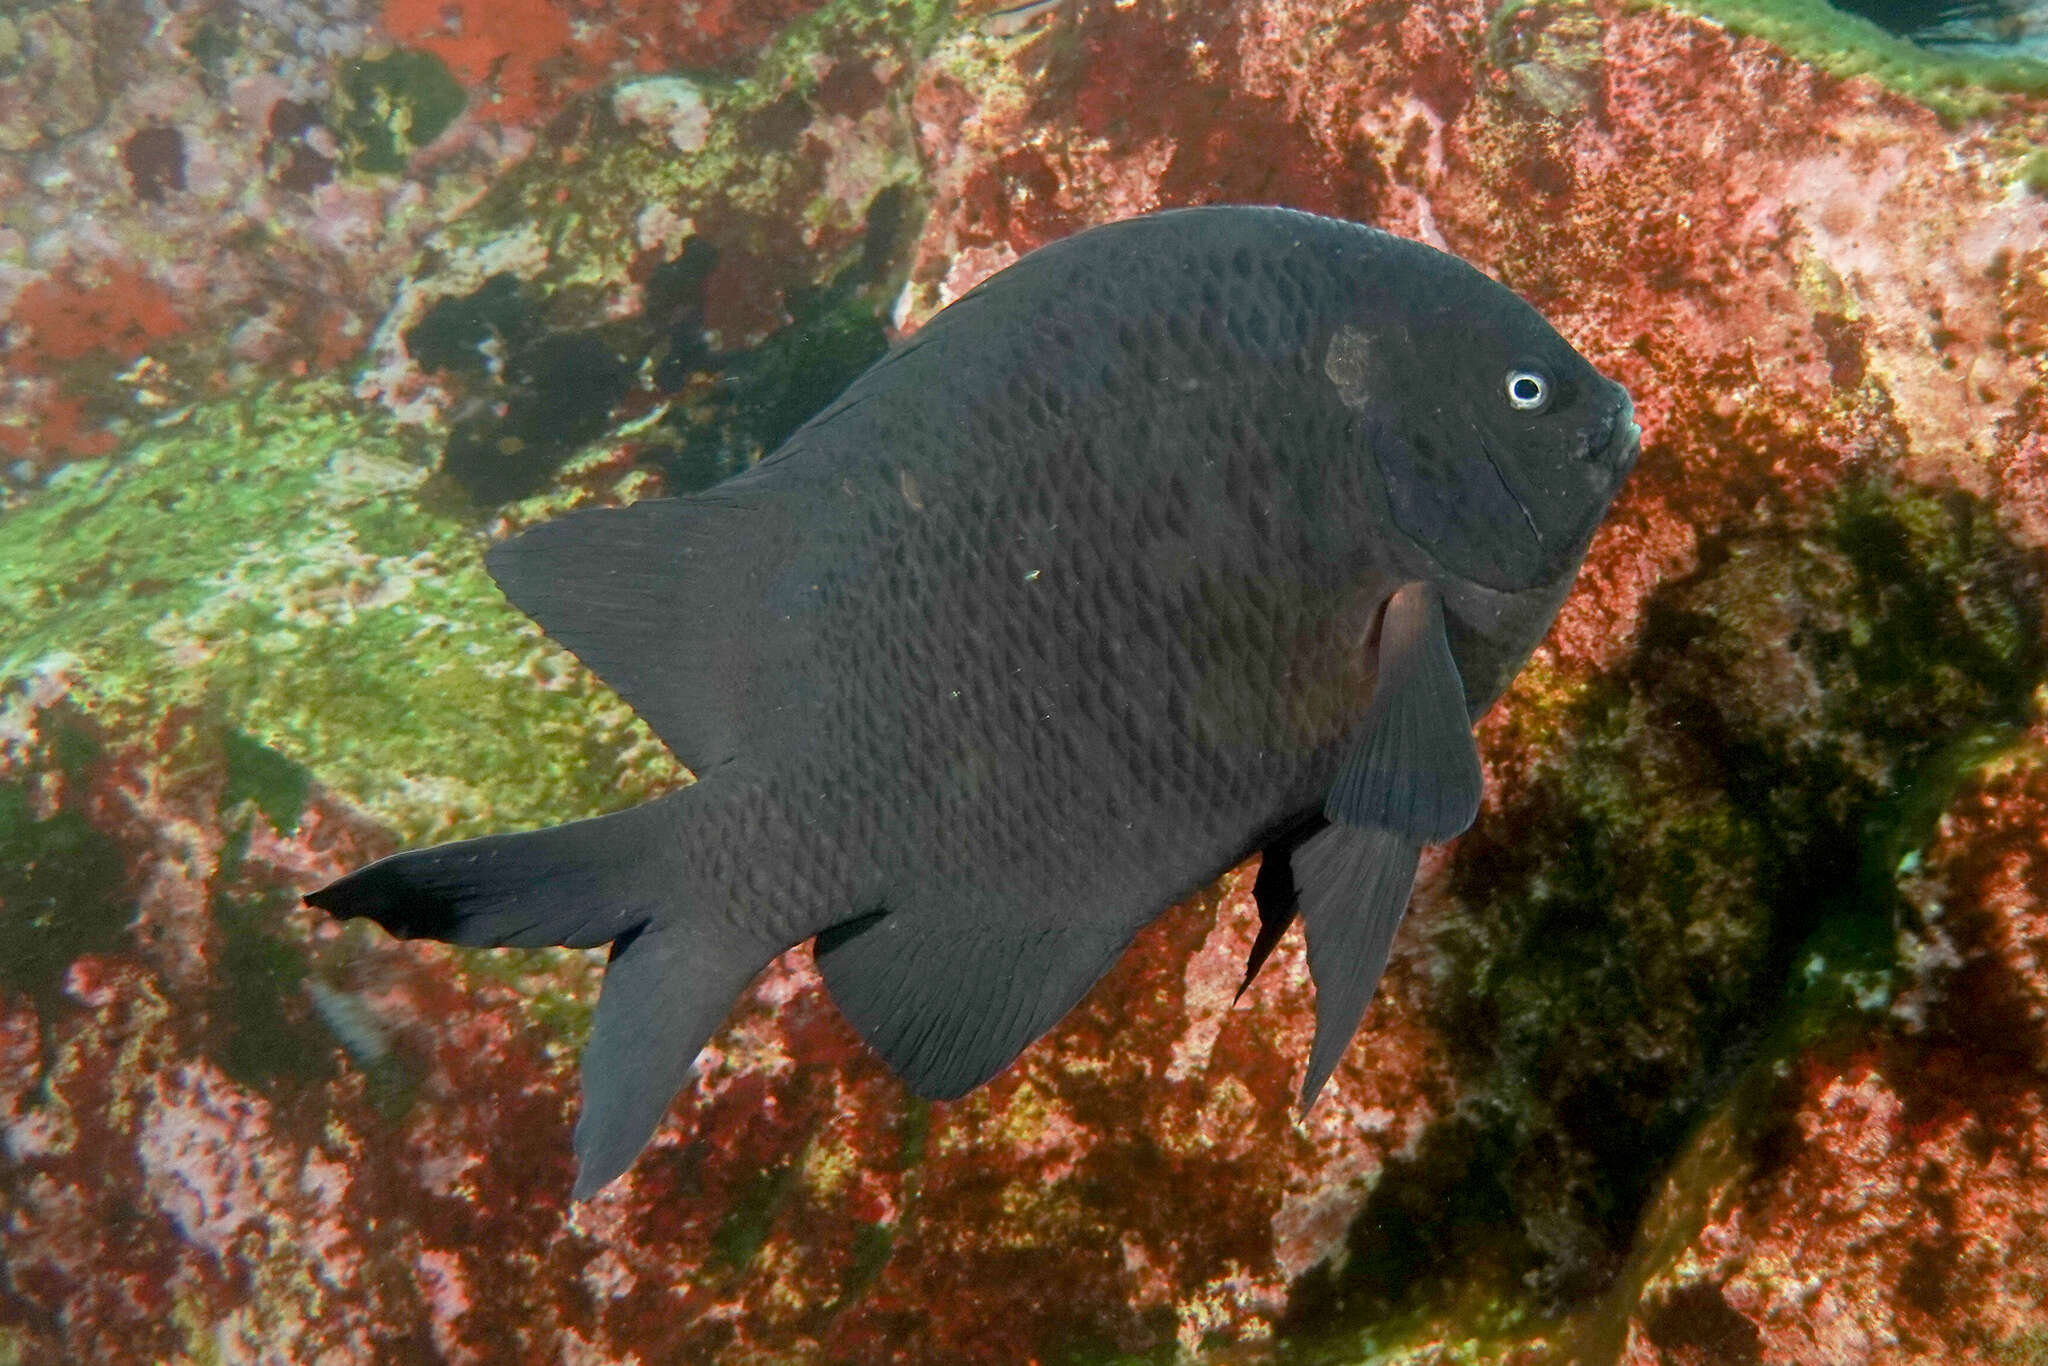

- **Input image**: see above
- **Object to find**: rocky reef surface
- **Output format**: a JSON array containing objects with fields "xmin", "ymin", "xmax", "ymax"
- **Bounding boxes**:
[{"xmin": 5, "ymin": 0, "xmax": 2048, "ymax": 1361}]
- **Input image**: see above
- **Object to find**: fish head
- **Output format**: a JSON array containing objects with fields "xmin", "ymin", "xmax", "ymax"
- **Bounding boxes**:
[{"xmin": 1325, "ymin": 253, "xmax": 1639, "ymax": 594}]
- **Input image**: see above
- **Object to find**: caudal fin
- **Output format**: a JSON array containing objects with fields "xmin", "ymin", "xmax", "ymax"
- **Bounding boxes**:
[
  {"xmin": 304, "ymin": 796, "xmax": 689, "ymax": 949},
  {"xmin": 571, "ymin": 921, "xmax": 768, "ymax": 1196},
  {"xmin": 305, "ymin": 789, "xmax": 777, "ymax": 1198}
]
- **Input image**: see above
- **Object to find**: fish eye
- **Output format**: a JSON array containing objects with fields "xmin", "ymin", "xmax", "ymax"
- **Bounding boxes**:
[{"xmin": 1504, "ymin": 369, "xmax": 1550, "ymax": 412}]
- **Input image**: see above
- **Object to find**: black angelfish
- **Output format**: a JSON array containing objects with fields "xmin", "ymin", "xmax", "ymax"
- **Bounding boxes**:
[{"xmin": 307, "ymin": 207, "xmax": 1639, "ymax": 1197}]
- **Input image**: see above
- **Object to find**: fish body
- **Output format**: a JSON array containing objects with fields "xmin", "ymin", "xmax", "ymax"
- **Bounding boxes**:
[
  {"xmin": 308, "ymin": 207, "xmax": 1639, "ymax": 1196},
  {"xmin": 980, "ymin": 0, "xmax": 1064, "ymax": 37}
]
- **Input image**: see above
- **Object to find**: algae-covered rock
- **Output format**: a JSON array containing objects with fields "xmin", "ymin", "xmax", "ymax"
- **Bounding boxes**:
[
  {"xmin": 1660, "ymin": 0, "xmax": 2048, "ymax": 116},
  {"xmin": 332, "ymin": 47, "xmax": 466, "ymax": 174},
  {"xmin": 352, "ymin": 0, "xmax": 948, "ymax": 500},
  {"xmin": 0, "ymin": 3, "xmax": 101, "ymax": 153},
  {"xmin": 0, "ymin": 384, "xmax": 673, "ymax": 839}
]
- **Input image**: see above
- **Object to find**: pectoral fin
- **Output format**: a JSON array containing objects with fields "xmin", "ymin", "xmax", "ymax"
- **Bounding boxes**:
[
  {"xmin": 1293, "ymin": 822, "xmax": 1421, "ymax": 1108},
  {"xmin": 1325, "ymin": 581, "xmax": 1481, "ymax": 843}
]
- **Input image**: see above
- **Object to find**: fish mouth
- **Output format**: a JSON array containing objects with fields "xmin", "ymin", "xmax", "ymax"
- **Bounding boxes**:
[
  {"xmin": 1475, "ymin": 397, "xmax": 1639, "ymax": 585},
  {"xmin": 1613, "ymin": 420, "xmax": 1642, "ymax": 461},
  {"xmin": 1607, "ymin": 419, "xmax": 1641, "ymax": 469},
  {"xmin": 1601, "ymin": 395, "xmax": 1641, "ymax": 474}
]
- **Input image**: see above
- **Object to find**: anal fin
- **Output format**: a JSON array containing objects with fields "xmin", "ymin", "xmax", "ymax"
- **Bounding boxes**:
[{"xmin": 815, "ymin": 903, "xmax": 1132, "ymax": 1100}]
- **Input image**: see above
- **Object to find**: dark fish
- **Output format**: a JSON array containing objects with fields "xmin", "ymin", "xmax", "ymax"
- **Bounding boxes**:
[{"xmin": 306, "ymin": 207, "xmax": 1639, "ymax": 1197}]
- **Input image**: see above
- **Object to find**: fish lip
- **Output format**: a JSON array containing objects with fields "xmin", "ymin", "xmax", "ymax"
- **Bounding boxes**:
[
  {"xmin": 1602, "ymin": 393, "xmax": 1641, "ymax": 472},
  {"xmin": 1611, "ymin": 418, "xmax": 1643, "ymax": 470}
]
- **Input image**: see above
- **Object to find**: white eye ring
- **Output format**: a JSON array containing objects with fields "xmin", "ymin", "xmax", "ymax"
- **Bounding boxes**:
[{"xmin": 1505, "ymin": 369, "xmax": 1549, "ymax": 412}]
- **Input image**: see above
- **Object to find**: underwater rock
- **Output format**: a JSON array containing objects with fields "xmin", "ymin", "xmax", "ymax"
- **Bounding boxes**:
[
  {"xmin": 0, "ymin": 4, "xmax": 102, "ymax": 154},
  {"xmin": 1662, "ymin": 0, "xmax": 2048, "ymax": 114},
  {"xmin": 6, "ymin": 0, "xmax": 2048, "ymax": 1361},
  {"xmin": 1613, "ymin": 753, "xmax": 2048, "ymax": 1365},
  {"xmin": 0, "ymin": 0, "xmax": 507, "ymax": 476},
  {"xmin": 612, "ymin": 75, "xmax": 716, "ymax": 153},
  {"xmin": 381, "ymin": 0, "xmax": 830, "ymax": 126}
]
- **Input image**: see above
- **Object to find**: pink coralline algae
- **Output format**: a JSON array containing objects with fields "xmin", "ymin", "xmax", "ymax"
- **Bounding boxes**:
[
  {"xmin": 1628, "ymin": 1051, "xmax": 2048, "ymax": 1366},
  {"xmin": 8, "ymin": 0, "xmax": 2048, "ymax": 1362}
]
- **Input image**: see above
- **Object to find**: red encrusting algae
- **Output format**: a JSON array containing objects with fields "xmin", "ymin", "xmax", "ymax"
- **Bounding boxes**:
[
  {"xmin": 6, "ymin": 266, "xmax": 185, "ymax": 367},
  {"xmin": 0, "ymin": 265, "xmax": 187, "ymax": 464},
  {"xmin": 377, "ymin": 0, "xmax": 833, "ymax": 127}
]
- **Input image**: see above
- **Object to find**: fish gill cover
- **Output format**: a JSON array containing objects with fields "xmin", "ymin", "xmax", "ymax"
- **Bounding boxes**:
[{"xmin": 4, "ymin": 0, "xmax": 2048, "ymax": 1363}]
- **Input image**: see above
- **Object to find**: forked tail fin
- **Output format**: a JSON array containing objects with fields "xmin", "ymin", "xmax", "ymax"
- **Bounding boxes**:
[
  {"xmin": 304, "ymin": 796, "xmax": 689, "ymax": 950},
  {"xmin": 570, "ymin": 920, "xmax": 766, "ymax": 1196},
  {"xmin": 304, "ymin": 787, "xmax": 778, "ymax": 1197}
]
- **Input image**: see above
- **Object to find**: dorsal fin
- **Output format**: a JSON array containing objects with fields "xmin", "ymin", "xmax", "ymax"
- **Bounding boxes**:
[{"xmin": 485, "ymin": 491, "xmax": 802, "ymax": 774}]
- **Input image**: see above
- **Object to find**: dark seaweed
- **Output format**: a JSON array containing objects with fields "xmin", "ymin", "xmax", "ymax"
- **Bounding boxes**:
[{"xmin": 420, "ymin": 182, "xmax": 919, "ymax": 504}]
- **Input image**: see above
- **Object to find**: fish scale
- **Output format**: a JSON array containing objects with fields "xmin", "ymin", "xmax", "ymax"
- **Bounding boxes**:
[{"xmin": 307, "ymin": 206, "xmax": 1638, "ymax": 1196}]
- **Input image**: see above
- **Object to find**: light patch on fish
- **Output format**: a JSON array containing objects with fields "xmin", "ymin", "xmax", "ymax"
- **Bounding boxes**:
[{"xmin": 1323, "ymin": 325, "xmax": 1375, "ymax": 409}]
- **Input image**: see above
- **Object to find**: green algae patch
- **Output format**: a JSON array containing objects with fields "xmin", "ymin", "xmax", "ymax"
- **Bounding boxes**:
[
  {"xmin": 644, "ymin": 272, "xmax": 899, "ymax": 495},
  {"xmin": 209, "ymin": 884, "xmax": 332, "ymax": 1092},
  {"xmin": 1994, "ymin": 1330, "xmax": 2048, "ymax": 1365},
  {"xmin": 334, "ymin": 48, "xmax": 466, "ymax": 175},
  {"xmin": 1649, "ymin": 0, "xmax": 2048, "ymax": 118},
  {"xmin": 711, "ymin": 1160, "xmax": 804, "ymax": 1271},
  {"xmin": 220, "ymin": 729, "xmax": 313, "ymax": 837},
  {"xmin": 0, "ymin": 382, "xmax": 678, "ymax": 842}
]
